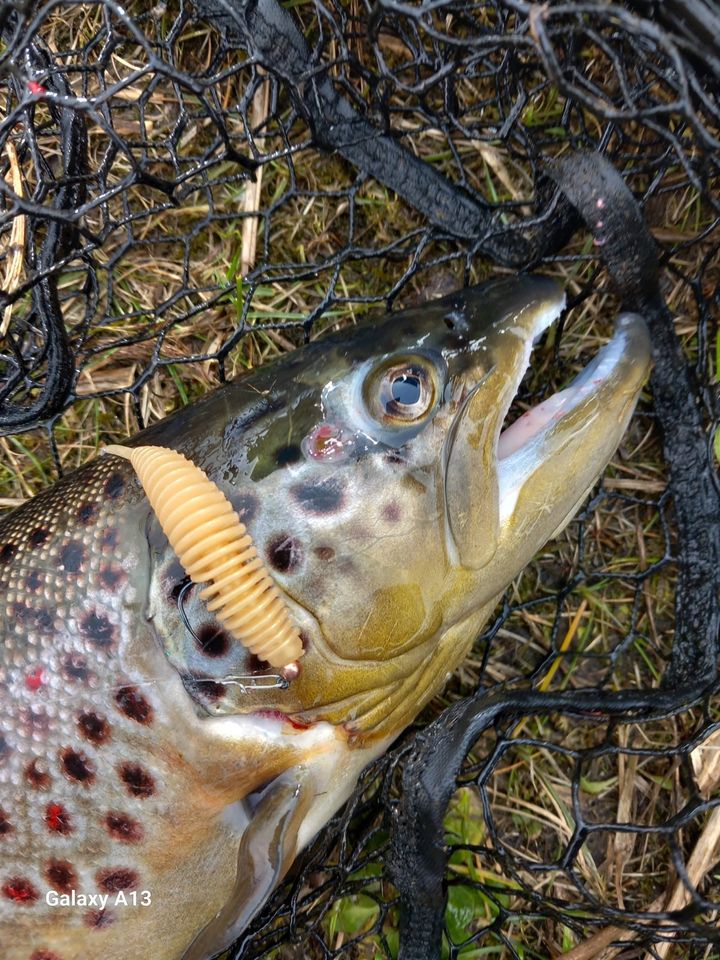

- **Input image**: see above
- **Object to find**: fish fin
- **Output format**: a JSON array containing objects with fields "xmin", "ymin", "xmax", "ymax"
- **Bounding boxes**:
[{"xmin": 181, "ymin": 767, "xmax": 314, "ymax": 960}]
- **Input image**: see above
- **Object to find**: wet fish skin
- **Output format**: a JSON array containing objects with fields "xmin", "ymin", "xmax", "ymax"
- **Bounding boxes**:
[{"xmin": 0, "ymin": 276, "xmax": 651, "ymax": 960}]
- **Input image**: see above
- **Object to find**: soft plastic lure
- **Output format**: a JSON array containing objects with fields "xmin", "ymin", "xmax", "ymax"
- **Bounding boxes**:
[{"xmin": 105, "ymin": 444, "xmax": 303, "ymax": 669}]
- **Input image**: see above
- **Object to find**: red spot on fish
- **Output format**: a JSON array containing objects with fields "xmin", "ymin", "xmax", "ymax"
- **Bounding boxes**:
[
  {"xmin": 105, "ymin": 472, "xmax": 125, "ymax": 500},
  {"xmin": 96, "ymin": 867, "xmax": 138, "ymax": 892},
  {"xmin": 25, "ymin": 667, "xmax": 44, "ymax": 692},
  {"xmin": 45, "ymin": 803, "xmax": 72, "ymax": 835},
  {"xmin": 303, "ymin": 422, "xmax": 349, "ymax": 461},
  {"xmin": 119, "ymin": 763, "xmax": 155, "ymax": 799},
  {"xmin": 59, "ymin": 542, "xmax": 85, "ymax": 573},
  {"xmin": 0, "ymin": 809, "xmax": 13, "ymax": 835},
  {"xmin": 99, "ymin": 563, "xmax": 124, "ymax": 590},
  {"xmin": 80, "ymin": 611, "xmax": 114, "ymax": 648},
  {"xmin": 77, "ymin": 712, "xmax": 110, "ymax": 745},
  {"xmin": 25, "ymin": 759, "xmax": 51, "ymax": 790},
  {"xmin": 45, "ymin": 860, "xmax": 77, "ymax": 893},
  {"xmin": 60, "ymin": 748, "xmax": 95, "ymax": 784},
  {"xmin": 115, "ymin": 686, "xmax": 153, "ymax": 725},
  {"xmin": 27, "ymin": 80, "xmax": 46, "ymax": 96},
  {"xmin": 84, "ymin": 908, "xmax": 114, "ymax": 929},
  {"xmin": 104, "ymin": 812, "xmax": 144, "ymax": 844},
  {"xmin": 2, "ymin": 877, "xmax": 39, "ymax": 904},
  {"xmin": 31, "ymin": 951, "xmax": 63, "ymax": 960},
  {"xmin": 0, "ymin": 543, "xmax": 17, "ymax": 564},
  {"xmin": 61, "ymin": 653, "xmax": 91, "ymax": 683},
  {"xmin": 255, "ymin": 709, "xmax": 311, "ymax": 730},
  {"xmin": 29, "ymin": 527, "xmax": 50, "ymax": 548},
  {"xmin": 76, "ymin": 502, "xmax": 97, "ymax": 525},
  {"xmin": 314, "ymin": 545, "xmax": 335, "ymax": 561}
]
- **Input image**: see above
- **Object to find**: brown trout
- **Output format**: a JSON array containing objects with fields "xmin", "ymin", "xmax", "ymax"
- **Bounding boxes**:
[{"xmin": 0, "ymin": 276, "xmax": 651, "ymax": 960}]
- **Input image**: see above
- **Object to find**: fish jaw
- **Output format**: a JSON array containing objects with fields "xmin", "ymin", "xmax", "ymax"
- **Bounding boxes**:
[{"xmin": 488, "ymin": 312, "xmax": 652, "ymax": 595}]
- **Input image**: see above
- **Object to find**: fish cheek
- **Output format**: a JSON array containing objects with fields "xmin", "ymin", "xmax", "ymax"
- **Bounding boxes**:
[{"xmin": 348, "ymin": 583, "xmax": 441, "ymax": 661}]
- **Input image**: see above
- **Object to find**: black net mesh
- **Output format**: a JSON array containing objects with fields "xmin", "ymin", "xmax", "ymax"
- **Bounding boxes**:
[{"xmin": 0, "ymin": 0, "xmax": 718, "ymax": 957}]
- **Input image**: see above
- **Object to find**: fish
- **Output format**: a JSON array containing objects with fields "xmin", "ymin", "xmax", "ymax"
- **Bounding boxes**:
[{"xmin": 0, "ymin": 275, "xmax": 651, "ymax": 960}]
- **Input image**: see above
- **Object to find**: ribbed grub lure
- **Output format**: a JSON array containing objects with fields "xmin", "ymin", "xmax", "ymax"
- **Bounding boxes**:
[{"xmin": 105, "ymin": 444, "xmax": 304, "ymax": 669}]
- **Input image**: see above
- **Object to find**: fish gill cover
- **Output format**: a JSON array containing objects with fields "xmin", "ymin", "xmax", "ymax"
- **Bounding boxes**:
[{"xmin": 0, "ymin": 1, "xmax": 718, "ymax": 958}]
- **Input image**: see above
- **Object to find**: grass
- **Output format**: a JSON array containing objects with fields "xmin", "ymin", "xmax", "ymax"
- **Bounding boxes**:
[{"xmin": 1, "ymin": 1, "xmax": 719, "ymax": 958}]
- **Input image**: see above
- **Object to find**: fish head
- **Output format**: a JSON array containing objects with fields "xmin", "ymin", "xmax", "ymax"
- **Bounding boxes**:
[{"xmin": 145, "ymin": 276, "xmax": 651, "ymax": 740}]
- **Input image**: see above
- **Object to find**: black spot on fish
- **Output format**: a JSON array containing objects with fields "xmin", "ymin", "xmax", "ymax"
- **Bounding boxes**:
[
  {"xmin": 97, "ymin": 867, "xmax": 139, "ymax": 892},
  {"xmin": 101, "ymin": 528, "xmax": 118, "ymax": 551},
  {"xmin": 105, "ymin": 812, "xmax": 143, "ymax": 844},
  {"xmin": 119, "ymin": 763, "xmax": 155, "ymax": 799},
  {"xmin": 77, "ymin": 712, "xmax": 110, "ymax": 746},
  {"xmin": 84, "ymin": 907, "xmax": 114, "ymax": 928},
  {"xmin": 0, "ymin": 734, "xmax": 8, "ymax": 762},
  {"xmin": 275, "ymin": 443, "xmax": 302, "ymax": 466},
  {"xmin": 382, "ymin": 502, "xmax": 402, "ymax": 523},
  {"xmin": 267, "ymin": 533, "xmax": 302, "ymax": 573},
  {"xmin": 28, "ymin": 528, "xmax": 50, "ymax": 548},
  {"xmin": 115, "ymin": 686, "xmax": 153, "ymax": 725},
  {"xmin": 99, "ymin": 563, "xmax": 124, "ymax": 590},
  {"xmin": 62, "ymin": 653, "xmax": 91, "ymax": 683},
  {"xmin": 60, "ymin": 542, "xmax": 85, "ymax": 573},
  {"xmin": 182, "ymin": 675, "xmax": 226, "ymax": 703},
  {"xmin": 0, "ymin": 809, "xmax": 13, "ymax": 836},
  {"xmin": 230, "ymin": 492, "xmax": 258, "ymax": 524},
  {"xmin": 169, "ymin": 574, "xmax": 191, "ymax": 603},
  {"xmin": 105, "ymin": 472, "xmax": 125, "ymax": 500},
  {"xmin": 291, "ymin": 477, "xmax": 345, "ymax": 514},
  {"xmin": 45, "ymin": 860, "xmax": 76, "ymax": 894},
  {"xmin": 245, "ymin": 653, "xmax": 270, "ymax": 673},
  {"xmin": 314, "ymin": 545, "xmax": 335, "ymax": 562},
  {"xmin": 60, "ymin": 749, "xmax": 94, "ymax": 784},
  {"xmin": 195, "ymin": 624, "xmax": 231, "ymax": 659},
  {"xmin": 11, "ymin": 602, "xmax": 31, "ymax": 625},
  {"xmin": 35, "ymin": 609, "xmax": 53, "ymax": 631},
  {"xmin": 81, "ymin": 611, "xmax": 114, "ymax": 648},
  {"xmin": 384, "ymin": 451, "xmax": 407, "ymax": 466},
  {"xmin": 0, "ymin": 543, "xmax": 16, "ymax": 564},
  {"xmin": 25, "ymin": 570, "xmax": 43, "ymax": 592},
  {"xmin": 25, "ymin": 759, "xmax": 51, "ymax": 790},
  {"xmin": 77, "ymin": 502, "xmax": 97, "ymax": 525}
]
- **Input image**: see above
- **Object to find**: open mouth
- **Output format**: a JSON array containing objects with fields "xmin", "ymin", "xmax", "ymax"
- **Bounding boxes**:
[{"xmin": 496, "ymin": 309, "xmax": 651, "ymax": 522}]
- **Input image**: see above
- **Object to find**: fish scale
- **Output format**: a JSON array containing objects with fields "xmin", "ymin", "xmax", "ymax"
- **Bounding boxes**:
[{"xmin": 0, "ymin": 458, "xmax": 167, "ymax": 949}]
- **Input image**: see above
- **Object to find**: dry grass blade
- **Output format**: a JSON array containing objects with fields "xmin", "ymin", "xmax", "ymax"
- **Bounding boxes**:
[
  {"xmin": 1, "ymin": 140, "xmax": 27, "ymax": 337},
  {"xmin": 241, "ymin": 71, "xmax": 270, "ymax": 278}
]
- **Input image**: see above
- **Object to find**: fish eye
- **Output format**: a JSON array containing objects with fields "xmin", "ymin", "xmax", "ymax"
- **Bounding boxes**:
[{"xmin": 364, "ymin": 357, "xmax": 437, "ymax": 425}]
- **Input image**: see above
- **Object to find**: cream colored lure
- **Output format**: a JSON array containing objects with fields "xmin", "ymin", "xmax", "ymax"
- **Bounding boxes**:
[
  {"xmin": 104, "ymin": 445, "xmax": 303, "ymax": 669},
  {"xmin": 0, "ymin": 277, "xmax": 651, "ymax": 960}
]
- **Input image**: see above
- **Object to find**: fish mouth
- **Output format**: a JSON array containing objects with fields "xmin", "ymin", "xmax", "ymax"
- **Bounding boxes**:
[{"xmin": 495, "ymin": 310, "xmax": 652, "ymax": 526}]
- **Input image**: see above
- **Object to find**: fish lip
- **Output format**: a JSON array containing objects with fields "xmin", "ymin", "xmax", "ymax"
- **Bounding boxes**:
[{"xmin": 496, "ymin": 312, "xmax": 652, "ymax": 522}]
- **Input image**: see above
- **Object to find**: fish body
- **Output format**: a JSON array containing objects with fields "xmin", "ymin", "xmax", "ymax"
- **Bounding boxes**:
[{"xmin": 0, "ymin": 276, "xmax": 651, "ymax": 960}]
